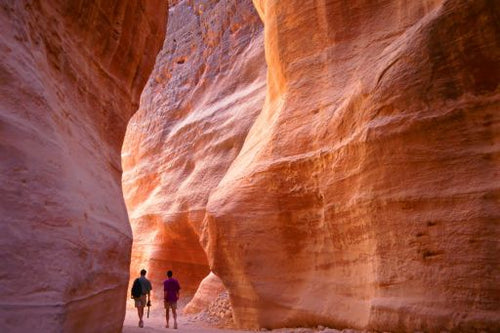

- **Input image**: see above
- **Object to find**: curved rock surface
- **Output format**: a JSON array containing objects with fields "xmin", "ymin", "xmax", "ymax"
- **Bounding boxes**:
[
  {"xmin": 0, "ymin": 1, "xmax": 166, "ymax": 332},
  {"xmin": 120, "ymin": 0, "xmax": 499, "ymax": 331},
  {"xmin": 122, "ymin": 0, "xmax": 266, "ymax": 302},
  {"xmin": 202, "ymin": 0, "xmax": 499, "ymax": 331}
]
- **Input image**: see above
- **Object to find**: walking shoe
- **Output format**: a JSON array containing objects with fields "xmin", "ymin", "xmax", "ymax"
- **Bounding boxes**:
[
  {"xmin": 139, "ymin": 320, "xmax": 144, "ymax": 328},
  {"xmin": 174, "ymin": 322, "xmax": 177, "ymax": 329}
]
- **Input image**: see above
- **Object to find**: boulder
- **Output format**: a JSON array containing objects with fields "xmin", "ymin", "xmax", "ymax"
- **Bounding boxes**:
[{"xmin": 184, "ymin": 272, "xmax": 227, "ymax": 314}]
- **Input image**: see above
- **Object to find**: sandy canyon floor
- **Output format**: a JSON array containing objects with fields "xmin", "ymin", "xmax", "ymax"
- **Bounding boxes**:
[
  {"xmin": 122, "ymin": 299, "xmax": 345, "ymax": 333},
  {"xmin": 123, "ymin": 307, "xmax": 243, "ymax": 333},
  {"xmin": 123, "ymin": 297, "xmax": 245, "ymax": 333}
]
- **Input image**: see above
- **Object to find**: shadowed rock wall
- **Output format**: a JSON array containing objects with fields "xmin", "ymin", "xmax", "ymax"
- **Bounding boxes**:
[
  {"xmin": 0, "ymin": 1, "xmax": 167, "ymax": 332},
  {"xmin": 203, "ymin": 0, "xmax": 499, "ymax": 331},
  {"xmin": 122, "ymin": 0, "xmax": 266, "ymax": 301}
]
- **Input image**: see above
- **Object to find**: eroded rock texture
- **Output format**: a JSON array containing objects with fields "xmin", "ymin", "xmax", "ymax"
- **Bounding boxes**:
[
  {"xmin": 0, "ymin": 1, "xmax": 166, "ymax": 332},
  {"xmin": 202, "ymin": 0, "xmax": 500, "ymax": 331},
  {"xmin": 122, "ymin": 0, "xmax": 265, "ymax": 301}
]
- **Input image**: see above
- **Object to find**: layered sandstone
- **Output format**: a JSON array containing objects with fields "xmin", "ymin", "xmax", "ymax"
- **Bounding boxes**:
[
  {"xmin": 202, "ymin": 0, "xmax": 500, "ymax": 331},
  {"xmin": 122, "ymin": 0, "xmax": 266, "ymax": 302},
  {"xmin": 0, "ymin": 1, "xmax": 166, "ymax": 332}
]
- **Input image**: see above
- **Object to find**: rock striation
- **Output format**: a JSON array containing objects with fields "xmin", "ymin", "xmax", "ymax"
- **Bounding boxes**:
[
  {"xmin": 122, "ymin": 0, "xmax": 266, "ymax": 301},
  {"xmin": 202, "ymin": 0, "xmax": 500, "ymax": 331},
  {"xmin": 0, "ymin": 1, "xmax": 166, "ymax": 332}
]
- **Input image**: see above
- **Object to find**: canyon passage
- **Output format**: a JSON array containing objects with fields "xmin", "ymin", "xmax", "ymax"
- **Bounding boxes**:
[{"xmin": 1, "ymin": 0, "xmax": 499, "ymax": 332}]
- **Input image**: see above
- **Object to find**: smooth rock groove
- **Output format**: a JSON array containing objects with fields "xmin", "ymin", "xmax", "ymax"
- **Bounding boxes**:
[{"xmin": 0, "ymin": 1, "xmax": 167, "ymax": 332}]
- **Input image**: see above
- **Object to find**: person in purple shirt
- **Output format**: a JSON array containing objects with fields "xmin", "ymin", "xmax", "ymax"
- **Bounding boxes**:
[{"xmin": 163, "ymin": 270, "xmax": 181, "ymax": 329}]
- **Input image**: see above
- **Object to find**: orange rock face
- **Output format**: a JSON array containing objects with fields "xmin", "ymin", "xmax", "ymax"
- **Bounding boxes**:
[
  {"xmin": 202, "ymin": 0, "xmax": 500, "ymax": 331},
  {"xmin": 122, "ymin": 0, "xmax": 266, "ymax": 302},
  {"xmin": 0, "ymin": 1, "xmax": 166, "ymax": 332}
]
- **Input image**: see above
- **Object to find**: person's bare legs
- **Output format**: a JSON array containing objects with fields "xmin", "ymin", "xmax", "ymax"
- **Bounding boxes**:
[
  {"xmin": 165, "ymin": 306, "xmax": 170, "ymax": 328},
  {"xmin": 172, "ymin": 307, "xmax": 177, "ymax": 329},
  {"xmin": 138, "ymin": 306, "xmax": 144, "ymax": 327}
]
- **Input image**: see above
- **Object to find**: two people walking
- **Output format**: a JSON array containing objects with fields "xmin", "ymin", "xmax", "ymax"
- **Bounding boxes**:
[{"xmin": 131, "ymin": 269, "xmax": 181, "ymax": 329}]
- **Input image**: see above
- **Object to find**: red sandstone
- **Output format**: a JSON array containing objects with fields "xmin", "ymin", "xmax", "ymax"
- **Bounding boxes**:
[{"xmin": 0, "ymin": 1, "xmax": 166, "ymax": 332}]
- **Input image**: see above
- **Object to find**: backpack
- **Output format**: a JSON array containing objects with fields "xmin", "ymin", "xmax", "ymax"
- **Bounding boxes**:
[{"xmin": 131, "ymin": 278, "xmax": 142, "ymax": 298}]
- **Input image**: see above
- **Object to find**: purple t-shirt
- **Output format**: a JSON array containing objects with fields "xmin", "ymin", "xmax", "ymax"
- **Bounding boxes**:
[{"xmin": 163, "ymin": 278, "xmax": 181, "ymax": 302}]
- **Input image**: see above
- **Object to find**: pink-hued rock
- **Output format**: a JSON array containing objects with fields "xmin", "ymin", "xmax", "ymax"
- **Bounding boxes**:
[
  {"xmin": 184, "ymin": 272, "xmax": 227, "ymax": 314},
  {"xmin": 0, "ymin": 1, "xmax": 166, "ymax": 332},
  {"xmin": 202, "ymin": 0, "xmax": 500, "ymax": 331},
  {"xmin": 122, "ymin": 0, "xmax": 266, "ymax": 302}
]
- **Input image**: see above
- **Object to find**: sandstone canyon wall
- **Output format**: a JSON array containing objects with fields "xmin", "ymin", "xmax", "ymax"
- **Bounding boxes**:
[
  {"xmin": 122, "ymin": 0, "xmax": 266, "ymax": 301},
  {"xmin": 203, "ymin": 0, "xmax": 499, "ymax": 331},
  {"xmin": 122, "ymin": 0, "xmax": 499, "ymax": 331},
  {"xmin": 0, "ymin": 1, "xmax": 166, "ymax": 332}
]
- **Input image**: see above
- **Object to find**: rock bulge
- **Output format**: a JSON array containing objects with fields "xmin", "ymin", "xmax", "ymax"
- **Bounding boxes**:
[
  {"xmin": 203, "ymin": 0, "xmax": 499, "ymax": 331},
  {"xmin": 0, "ymin": 1, "xmax": 166, "ymax": 332}
]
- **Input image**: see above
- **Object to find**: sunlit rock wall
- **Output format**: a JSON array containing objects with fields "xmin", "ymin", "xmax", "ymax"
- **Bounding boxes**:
[
  {"xmin": 0, "ymin": 1, "xmax": 166, "ymax": 332},
  {"xmin": 122, "ymin": 0, "xmax": 266, "ymax": 301},
  {"xmin": 202, "ymin": 0, "xmax": 500, "ymax": 331}
]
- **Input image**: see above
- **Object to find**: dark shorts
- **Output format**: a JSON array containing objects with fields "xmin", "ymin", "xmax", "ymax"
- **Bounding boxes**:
[
  {"xmin": 134, "ymin": 295, "xmax": 147, "ymax": 308},
  {"xmin": 164, "ymin": 301, "xmax": 177, "ymax": 310}
]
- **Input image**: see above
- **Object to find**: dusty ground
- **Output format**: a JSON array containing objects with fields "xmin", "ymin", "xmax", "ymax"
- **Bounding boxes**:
[
  {"xmin": 122, "ymin": 297, "xmax": 358, "ymax": 333},
  {"xmin": 122, "ymin": 296, "xmax": 245, "ymax": 333},
  {"xmin": 122, "ymin": 306, "xmax": 244, "ymax": 332}
]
